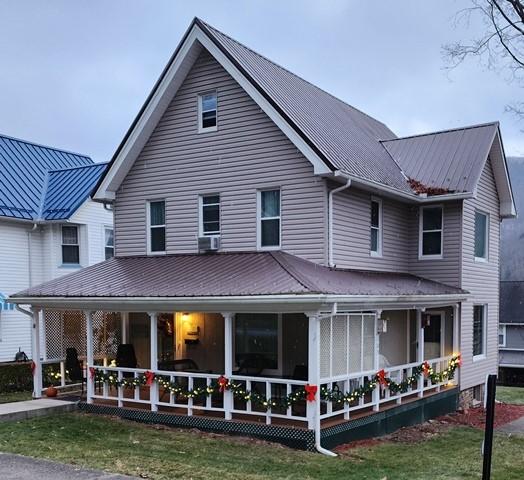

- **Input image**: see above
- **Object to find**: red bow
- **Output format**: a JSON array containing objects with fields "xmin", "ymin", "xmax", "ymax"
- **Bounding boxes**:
[
  {"xmin": 218, "ymin": 375, "xmax": 229, "ymax": 392},
  {"xmin": 422, "ymin": 362, "xmax": 431, "ymax": 378},
  {"xmin": 305, "ymin": 384, "xmax": 318, "ymax": 402},
  {"xmin": 30, "ymin": 361, "xmax": 36, "ymax": 376},
  {"xmin": 456, "ymin": 355, "xmax": 462, "ymax": 367},
  {"xmin": 145, "ymin": 371, "xmax": 155, "ymax": 386},
  {"xmin": 376, "ymin": 369, "xmax": 388, "ymax": 387},
  {"xmin": 89, "ymin": 367, "xmax": 96, "ymax": 380}
]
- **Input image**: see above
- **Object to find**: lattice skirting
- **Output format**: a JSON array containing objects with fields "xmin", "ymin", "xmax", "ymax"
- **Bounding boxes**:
[{"xmin": 78, "ymin": 402, "xmax": 316, "ymax": 451}]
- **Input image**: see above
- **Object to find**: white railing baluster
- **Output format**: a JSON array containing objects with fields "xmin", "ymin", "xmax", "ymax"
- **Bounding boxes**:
[
  {"xmin": 188, "ymin": 377, "xmax": 194, "ymax": 416},
  {"xmin": 134, "ymin": 371, "xmax": 139, "ymax": 401},
  {"xmin": 327, "ymin": 382, "xmax": 333, "ymax": 416},
  {"xmin": 246, "ymin": 380, "xmax": 252, "ymax": 413},
  {"xmin": 103, "ymin": 368, "xmax": 109, "ymax": 398},
  {"xmin": 117, "ymin": 370, "xmax": 123, "ymax": 407},
  {"xmin": 343, "ymin": 379, "xmax": 350, "ymax": 420},
  {"xmin": 286, "ymin": 383, "xmax": 292, "ymax": 418},
  {"xmin": 265, "ymin": 381, "xmax": 271, "ymax": 425},
  {"xmin": 206, "ymin": 377, "xmax": 211, "ymax": 410}
]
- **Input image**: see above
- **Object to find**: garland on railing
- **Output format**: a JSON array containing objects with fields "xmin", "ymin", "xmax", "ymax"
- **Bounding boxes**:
[{"xmin": 93, "ymin": 355, "xmax": 461, "ymax": 411}]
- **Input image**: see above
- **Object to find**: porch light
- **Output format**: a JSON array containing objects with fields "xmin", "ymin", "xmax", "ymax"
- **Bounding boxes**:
[{"xmin": 182, "ymin": 312, "xmax": 190, "ymax": 322}]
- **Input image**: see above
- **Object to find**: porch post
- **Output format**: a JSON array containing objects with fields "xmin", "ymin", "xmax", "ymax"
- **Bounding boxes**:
[
  {"xmin": 452, "ymin": 303, "xmax": 460, "ymax": 386},
  {"xmin": 85, "ymin": 310, "xmax": 94, "ymax": 404},
  {"xmin": 372, "ymin": 310, "xmax": 382, "ymax": 412},
  {"xmin": 148, "ymin": 312, "xmax": 159, "ymax": 412},
  {"xmin": 121, "ymin": 312, "xmax": 129, "ymax": 344},
  {"xmin": 222, "ymin": 312, "xmax": 234, "ymax": 420},
  {"xmin": 416, "ymin": 308, "xmax": 425, "ymax": 398},
  {"xmin": 31, "ymin": 307, "xmax": 43, "ymax": 398},
  {"xmin": 306, "ymin": 312, "xmax": 320, "ymax": 431}
]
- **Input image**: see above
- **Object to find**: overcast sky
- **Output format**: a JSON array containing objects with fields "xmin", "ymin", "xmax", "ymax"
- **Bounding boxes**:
[{"xmin": 0, "ymin": 1, "xmax": 522, "ymax": 163}]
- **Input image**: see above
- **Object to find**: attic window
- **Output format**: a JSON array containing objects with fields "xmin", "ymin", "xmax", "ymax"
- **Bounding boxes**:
[{"xmin": 198, "ymin": 92, "xmax": 217, "ymax": 132}]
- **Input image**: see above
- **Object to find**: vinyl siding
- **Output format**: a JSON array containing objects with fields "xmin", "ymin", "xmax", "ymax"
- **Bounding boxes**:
[
  {"xmin": 114, "ymin": 50, "xmax": 327, "ymax": 264},
  {"xmin": 460, "ymin": 156, "xmax": 500, "ymax": 390}
]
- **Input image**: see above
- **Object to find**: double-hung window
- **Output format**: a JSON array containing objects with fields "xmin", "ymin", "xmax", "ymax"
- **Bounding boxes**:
[
  {"xmin": 258, "ymin": 189, "xmax": 281, "ymax": 249},
  {"xmin": 147, "ymin": 200, "xmax": 166, "ymax": 254},
  {"xmin": 370, "ymin": 197, "xmax": 382, "ymax": 256},
  {"xmin": 473, "ymin": 305, "xmax": 487, "ymax": 359},
  {"xmin": 61, "ymin": 225, "xmax": 80, "ymax": 265},
  {"xmin": 200, "ymin": 195, "xmax": 220, "ymax": 236},
  {"xmin": 419, "ymin": 206, "xmax": 443, "ymax": 259},
  {"xmin": 104, "ymin": 227, "xmax": 114, "ymax": 260},
  {"xmin": 198, "ymin": 92, "xmax": 217, "ymax": 132},
  {"xmin": 498, "ymin": 325, "xmax": 506, "ymax": 347},
  {"xmin": 474, "ymin": 210, "xmax": 489, "ymax": 261}
]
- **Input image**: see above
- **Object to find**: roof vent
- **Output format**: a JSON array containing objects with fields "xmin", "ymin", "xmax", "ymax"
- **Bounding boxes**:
[{"xmin": 198, "ymin": 235, "xmax": 220, "ymax": 252}]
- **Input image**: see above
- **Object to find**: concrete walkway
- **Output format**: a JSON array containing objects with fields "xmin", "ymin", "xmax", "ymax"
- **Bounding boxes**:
[
  {"xmin": 0, "ymin": 399, "xmax": 76, "ymax": 422},
  {"xmin": 0, "ymin": 452, "xmax": 136, "ymax": 479},
  {"xmin": 497, "ymin": 416, "xmax": 524, "ymax": 435}
]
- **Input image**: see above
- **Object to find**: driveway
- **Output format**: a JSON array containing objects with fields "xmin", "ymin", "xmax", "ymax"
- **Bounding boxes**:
[
  {"xmin": 497, "ymin": 416, "xmax": 524, "ymax": 435},
  {"xmin": 0, "ymin": 452, "xmax": 136, "ymax": 480}
]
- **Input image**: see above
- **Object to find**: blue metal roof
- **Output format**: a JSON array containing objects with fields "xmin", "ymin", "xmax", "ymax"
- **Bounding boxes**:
[{"xmin": 0, "ymin": 133, "xmax": 105, "ymax": 221}]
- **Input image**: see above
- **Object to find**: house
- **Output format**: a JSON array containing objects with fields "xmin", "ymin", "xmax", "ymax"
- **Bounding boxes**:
[
  {"xmin": 499, "ymin": 281, "xmax": 524, "ymax": 385},
  {"xmin": 8, "ymin": 18, "xmax": 515, "ymax": 452},
  {"xmin": 0, "ymin": 133, "xmax": 113, "ymax": 362}
]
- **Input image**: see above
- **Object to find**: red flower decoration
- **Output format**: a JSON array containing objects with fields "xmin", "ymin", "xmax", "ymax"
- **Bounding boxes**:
[
  {"xmin": 305, "ymin": 384, "xmax": 318, "ymax": 402},
  {"xmin": 376, "ymin": 369, "xmax": 388, "ymax": 387},
  {"xmin": 218, "ymin": 375, "xmax": 229, "ymax": 392},
  {"xmin": 145, "ymin": 370, "xmax": 155, "ymax": 386},
  {"xmin": 457, "ymin": 355, "xmax": 462, "ymax": 367},
  {"xmin": 30, "ymin": 361, "xmax": 36, "ymax": 376},
  {"xmin": 89, "ymin": 367, "xmax": 96, "ymax": 380},
  {"xmin": 422, "ymin": 362, "xmax": 431, "ymax": 378}
]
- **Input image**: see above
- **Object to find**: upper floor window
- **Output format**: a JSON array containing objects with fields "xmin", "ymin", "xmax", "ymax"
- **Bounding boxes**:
[
  {"xmin": 473, "ymin": 304, "xmax": 487, "ymax": 359},
  {"xmin": 474, "ymin": 210, "xmax": 489, "ymax": 261},
  {"xmin": 200, "ymin": 195, "xmax": 220, "ymax": 236},
  {"xmin": 147, "ymin": 200, "xmax": 166, "ymax": 254},
  {"xmin": 258, "ymin": 189, "xmax": 281, "ymax": 249},
  {"xmin": 104, "ymin": 227, "xmax": 114, "ymax": 260},
  {"xmin": 498, "ymin": 324, "xmax": 506, "ymax": 347},
  {"xmin": 370, "ymin": 197, "xmax": 382, "ymax": 256},
  {"xmin": 62, "ymin": 225, "xmax": 80, "ymax": 265},
  {"xmin": 419, "ymin": 206, "xmax": 443, "ymax": 259},
  {"xmin": 198, "ymin": 92, "xmax": 217, "ymax": 133}
]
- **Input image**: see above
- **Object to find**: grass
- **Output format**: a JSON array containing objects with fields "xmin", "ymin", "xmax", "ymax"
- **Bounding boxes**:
[
  {"xmin": 0, "ymin": 391, "xmax": 32, "ymax": 404},
  {"xmin": 0, "ymin": 413, "xmax": 523, "ymax": 479},
  {"xmin": 497, "ymin": 386, "xmax": 524, "ymax": 405}
]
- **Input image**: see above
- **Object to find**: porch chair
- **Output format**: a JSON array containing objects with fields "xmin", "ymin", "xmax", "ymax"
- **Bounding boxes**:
[
  {"xmin": 115, "ymin": 344, "xmax": 138, "ymax": 376},
  {"xmin": 65, "ymin": 347, "xmax": 85, "ymax": 398}
]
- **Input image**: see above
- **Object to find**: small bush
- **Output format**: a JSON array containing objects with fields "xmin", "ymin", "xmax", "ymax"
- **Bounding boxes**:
[{"xmin": 0, "ymin": 362, "xmax": 32, "ymax": 393}]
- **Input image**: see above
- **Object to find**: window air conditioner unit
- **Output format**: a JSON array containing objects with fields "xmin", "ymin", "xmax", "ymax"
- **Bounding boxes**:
[{"xmin": 198, "ymin": 235, "xmax": 220, "ymax": 252}]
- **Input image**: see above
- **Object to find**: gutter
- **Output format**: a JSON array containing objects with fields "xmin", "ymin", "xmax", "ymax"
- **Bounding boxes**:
[{"xmin": 328, "ymin": 174, "xmax": 351, "ymax": 267}]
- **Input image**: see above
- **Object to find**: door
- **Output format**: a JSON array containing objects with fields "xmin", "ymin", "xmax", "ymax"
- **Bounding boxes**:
[{"xmin": 424, "ymin": 313, "xmax": 444, "ymax": 359}]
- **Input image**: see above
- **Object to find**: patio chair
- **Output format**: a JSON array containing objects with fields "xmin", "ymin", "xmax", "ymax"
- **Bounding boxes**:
[
  {"xmin": 116, "ymin": 344, "xmax": 138, "ymax": 378},
  {"xmin": 65, "ymin": 347, "xmax": 85, "ymax": 397}
]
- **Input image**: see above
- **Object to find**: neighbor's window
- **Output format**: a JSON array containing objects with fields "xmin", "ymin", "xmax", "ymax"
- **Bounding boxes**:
[
  {"xmin": 498, "ymin": 325, "xmax": 506, "ymax": 347},
  {"xmin": 370, "ymin": 197, "xmax": 382, "ymax": 256},
  {"xmin": 61, "ymin": 225, "xmax": 80, "ymax": 265},
  {"xmin": 235, "ymin": 313, "xmax": 279, "ymax": 371},
  {"xmin": 420, "ymin": 206, "xmax": 443, "ymax": 258},
  {"xmin": 474, "ymin": 210, "xmax": 489, "ymax": 261},
  {"xmin": 147, "ymin": 200, "xmax": 166, "ymax": 254},
  {"xmin": 258, "ymin": 189, "xmax": 281, "ymax": 249},
  {"xmin": 200, "ymin": 195, "xmax": 220, "ymax": 236},
  {"xmin": 104, "ymin": 227, "xmax": 114, "ymax": 260},
  {"xmin": 473, "ymin": 305, "xmax": 487, "ymax": 358},
  {"xmin": 198, "ymin": 92, "xmax": 217, "ymax": 132}
]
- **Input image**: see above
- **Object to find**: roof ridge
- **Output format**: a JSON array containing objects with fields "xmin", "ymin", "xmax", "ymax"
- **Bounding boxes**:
[
  {"xmin": 0, "ymin": 132, "xmax": 93, "ymax": 159},
  {"xmin": 269, "ymin": 251, "xmax": 321, "ymax": 292},
  {"xmin": 47, "ymin": 162, "xmax": 107, "ymax": 173},
  {"xmin": 380, "ymin": 121, "xmax": 499, "ymax": 143},
  {"xmin": 197, "ymin": 18, "xmax": 393, "ymax": 134}
]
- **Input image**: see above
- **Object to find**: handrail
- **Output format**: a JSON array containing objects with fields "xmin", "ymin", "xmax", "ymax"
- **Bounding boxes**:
[
  {"xmin": 230, "ymin": 374, "xmax": 308, "ymax": 386},
  {"xmin": 93, "ymin": 365, "xmax": 221, "ymax": 380}
]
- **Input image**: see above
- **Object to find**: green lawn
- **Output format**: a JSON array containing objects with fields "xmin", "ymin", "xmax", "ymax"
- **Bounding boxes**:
[
  {"xmin": 497, "ymin": 386, "xmax": 524, "ymax": 405},
  {"xmin": 0, "ymin": 413, "xmax": 523, "ymax": 479},
  {"xmin": 0, "ymin": 390, "xmax": 32, "ymax": 404}
]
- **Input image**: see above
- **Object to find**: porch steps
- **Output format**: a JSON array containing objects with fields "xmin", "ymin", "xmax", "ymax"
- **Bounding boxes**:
[{"xmin": 0, "ymin": 399, "xmax": 77, "ymax": 423}]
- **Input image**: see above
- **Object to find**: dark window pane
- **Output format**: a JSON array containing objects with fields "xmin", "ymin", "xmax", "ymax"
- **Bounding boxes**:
[
  {"xmin": 422, "ymin": 231, "xmax": 442, "ymax": 256},
  {"xmin": 150, "ymin": 226, "xmax": 166, "ymax": 252},
  {"xmin": 261, "ymin": 190, "xmax": 280, "ymax": 218},
  {"xmin": 475, "ymin": 212, "xmax": 487, "ymax": 258},
  {"xmin": 203, "ymin": 222, "xmax": 220, "ymax": 234},
  {"xmin": 423, "ymin": 207, "xmax": 442, "ymax": 230},
  {"xmin": 371, "ymin": 228, "xmax": 378, "ymax": 252},
  {"xmin": 105, "ymin": 228, "xmax": 114, "ymax": 247},
  {"xmin": 62, "ymin": 245, "xmax": 79, "ymax": 264},
  {"xmin": 473, "ymin": 306, "xmax": 484, "ymax": 356},
  {"xmin": 201, "ymin": 93, "xmax": 217, "ymax": 111},
  {"xmin": 62, "ymin": 226, "xmax": 78, "ymax": 245},
  {"xmin": 261, "ymin": 218, "xmax": 280, "ymax": 247},
  {"xmin": 105, "ymin": 247, "xmax": 114, "ymax": 260},
  {"xmin": 235, "ymin": 313, "xmax": 278, "ymax": 370},
  {"xmin": 203, "ymin": 204, "xmax": 219, "ymax": 223},
  {"xmin": 202, "ymin": 111, "xmax": 216, "ymax": 128},
  {"xmin": 203, "ymin": 195, "xmax": 219, "ymax": 205},
  {"xmin": 149, "ymin": 201, "xmax": 165, "ymax": 226},
  {"xmin": 371, "ymin": 201, "xmax": 379, "ymax": 228}
]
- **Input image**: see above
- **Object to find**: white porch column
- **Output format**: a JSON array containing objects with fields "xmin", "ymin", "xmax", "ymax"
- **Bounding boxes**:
[
  {"xmin": 148, "ymin": 312, "xmax": 159, "ymax": 412},
  {"xmin": 452, "ymin": 303, "xmax": 460, "ymax": 386},
  {"xmin": 372, "ymin": 311, "xmax": 382, "ymax": 412},
  {"xmin": 85, "ymin": 310, "xmax": 94, "ymax": 404},
  {"xmin": 306, "ymin": 312, "xmax": 321, "ymax": 431},
  {"xmin": 416, "ymin": 308, "xmax": 425, "ymax": 397},
  {"xmin": 31, "ymin": 308, "xmax": 43, "ymax": 398},
  {"xmin": 121, "ymin": 312, "xmax": 129, "ymax": 344},
  {"xmin": 222, "ymin": 312, "xmax": 234, "ymax": 420}
]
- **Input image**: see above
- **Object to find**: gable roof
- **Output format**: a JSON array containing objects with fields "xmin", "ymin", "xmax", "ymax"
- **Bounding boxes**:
[{"xmin": 0, "ymin": 133, "xmax": 105, "ymax": 221}]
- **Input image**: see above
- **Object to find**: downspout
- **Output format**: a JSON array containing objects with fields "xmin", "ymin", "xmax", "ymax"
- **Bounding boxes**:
[
  {"xmin": 27, "ymin": 223, "xmax": 38, "ymax": 287},
  {"xmin": 328, "ymin": 175, "xmax": 352, "ymax": 267}
]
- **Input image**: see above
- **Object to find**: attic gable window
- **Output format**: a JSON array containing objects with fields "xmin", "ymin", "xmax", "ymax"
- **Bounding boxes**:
[
  {"xmin": 419, "ymin": 206, "xmax": 443, "ymax": 259},
  {"xmin": 370, "ymin": 197, "xmax": 382, "ymax": 256},
  {"xmin": 147, "ymin": 200, "xmax": 166, "ymax": 254},
  {"xmin": 198, "ymin": 92, "xmax": 217, "ymax": 133},
  {"xmin": 474, "ymin": 210, "xmax": 489, "ymax": 261}
]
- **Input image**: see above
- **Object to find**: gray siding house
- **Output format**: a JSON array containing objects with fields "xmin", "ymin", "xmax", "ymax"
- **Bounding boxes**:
[{"xmin": 9, "ymin": 18, "xmax": 516, "ymax": 452}]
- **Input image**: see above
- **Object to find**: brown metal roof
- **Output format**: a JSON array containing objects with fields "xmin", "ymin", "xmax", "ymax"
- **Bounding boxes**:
[{"xmin": 11, "ymin": 251, "xmax": 466, "ymax": 299}]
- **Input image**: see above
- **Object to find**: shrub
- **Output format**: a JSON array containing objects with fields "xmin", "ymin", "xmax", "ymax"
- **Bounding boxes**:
[{"xmin": 0, "ymin": 362, "xmax": 32, "ymax": 393}]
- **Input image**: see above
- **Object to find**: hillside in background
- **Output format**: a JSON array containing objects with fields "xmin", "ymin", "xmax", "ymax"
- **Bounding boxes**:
[{"xmin": 501, "ymin": 157, "xmax": 524, "ymax": 280}]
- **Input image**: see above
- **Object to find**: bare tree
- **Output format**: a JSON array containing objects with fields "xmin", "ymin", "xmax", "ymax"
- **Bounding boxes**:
[{"xmin": 443, "ymin": 0, "xmax": 524, "ymax": 117}]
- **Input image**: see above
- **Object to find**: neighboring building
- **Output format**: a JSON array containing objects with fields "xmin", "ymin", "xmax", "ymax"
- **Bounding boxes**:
[
  {"xmin": 0, "ymin": 133, "xmax": 113, "ymax": 362},
  {"xmin": 9, "ymin": 19, "xmax": 516, "ymax": 451},
  {"xmin": 499, "ymin": 281, "xmax": 524, "ymax": 385}
]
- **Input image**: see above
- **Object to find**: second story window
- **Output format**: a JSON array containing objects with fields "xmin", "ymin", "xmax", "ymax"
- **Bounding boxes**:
[
  {"xmin": 370, "ymin": 197, "xmax": 382, "ymax": 256},
  {"xmin": 474, "ymin": 210, "xmax": 489, "ymax": 261},
  {"xmin": 62, "ymin": 225, "xmax": 79, "ymax": 265},
  {"xmin": 198, "ymin": 92, "xmax": 217, "ymax": 133},
  {"xmin": 258, "ymin": 189, "xmax": 281, "ymax": 249},
  {"xmin": 419, "ymin": 206, "xmax": 443, "ymax": 259},
  {"xmin": 104, "ymin": 227, "xmax": 114, "ymax": 260},
  {"xmin": 200, "ymin": 195, "xmax": 220, "ymax": 236},
  {"xmin": 147, "ymin": 200, "xmax": 166, "ymax": 254}
]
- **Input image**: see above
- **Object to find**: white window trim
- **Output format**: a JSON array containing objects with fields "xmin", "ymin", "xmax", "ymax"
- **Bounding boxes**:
[
  {"xmin": 146, "ymin": 199, "xmax": 166, "ymax": 256},
  {"xmin": 498, "ymin": 324, "xmax": 506, "ymax": 347},
  {"xmin": 197, "ymin": 91, "xmax": 218, "ymax": 133},
  {"xmin": 473, "ymin": 304, "xmax": 488, "ymax": 361},
  {"xmin": 370, "ymin": 196, "xmax": 383, "ymax": 257},
  {"xmin": 198, "ymin": 194, "xmax": 220, "ymax": 237},
  {"xmin": 61, "ymin": 224, "xmax": 80, "ymax": 266},
  {"xmin": 474, "ymin": 209, "xmax": 490, "ymax": 263},
  {"xmin": 257, "ymin": 188, "xmax": 281, "ymax": 251},
  {"xmin": 419, "ymin": 205, "xmax": 444, "ymax": 260}
]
